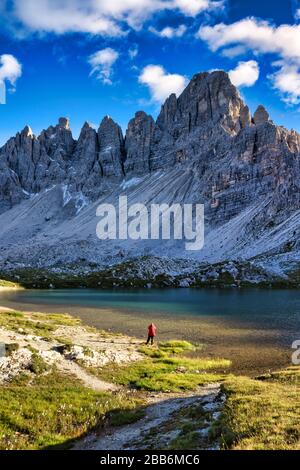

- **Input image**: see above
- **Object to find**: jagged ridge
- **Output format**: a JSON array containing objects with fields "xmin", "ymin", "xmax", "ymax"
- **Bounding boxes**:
[{"xmin": 0, "ymin": 70, "xmax": 299, "ymax": 284}]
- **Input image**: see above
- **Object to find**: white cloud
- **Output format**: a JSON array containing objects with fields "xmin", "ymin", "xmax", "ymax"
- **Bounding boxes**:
[
  {"xmin": 10, "ymin": 0, "xmax": 221, "ymax": 37},
  {"xmin": 198, "ymin": 17, "xmax": 300, "ymax": 104},
  {"xmin": 197, "ymin": 18, "xmax": 300, "ymax": 64},
  {"xmin": 88, "ymin": 48, "xmax": 119, "ymax": 85},
  {"xmin": 0, "ymin": 54, "xmax": 22, "ymax": 87},
  {"xmin": 270, "ymin": 62, "xmax": 300, "ymax": 105},
  {"xmin": 229, "ymin": 60, "xmax": 259, "ymax": 88},
  {"xmin": 149, "ymin": 24, "xmax": 187, "ymax": 38},
  {"xmin": 139, "ymin": 64, "xmax": 188, "ymax": 103},
  {"xmin": 172, "ymin": 0, "xmax": 221, "ymax": 16},
  {"xmin": 12, "ymin": 0, "xmax": 123, "ymax": 36},
  {"xmin": 296, "ymin": 9, "xmax": 300, "ymax": 20}
]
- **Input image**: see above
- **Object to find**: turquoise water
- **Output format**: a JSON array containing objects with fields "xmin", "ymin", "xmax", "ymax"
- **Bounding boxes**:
[
  {"xmin": 1, "ymin": 288, "xmax": 300, "ymax": 332},
  {"xmin": 1, "ymin": 288, "xmax": 299, "ymax": 373}
]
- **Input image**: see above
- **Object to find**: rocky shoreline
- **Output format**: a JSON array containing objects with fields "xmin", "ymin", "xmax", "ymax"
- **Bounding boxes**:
[
  {"xmin": 1, "ymin": 256, "xmax": 299, "ymax": 289},
  {"xmin": 0, "ymin": 307, "xmax": 142, "ymax": 387}
]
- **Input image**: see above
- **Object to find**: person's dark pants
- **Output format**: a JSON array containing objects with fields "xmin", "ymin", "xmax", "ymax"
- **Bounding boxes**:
[{"xmin": 146, "ymin": 335, "xmax": 154, "ymax": 345}]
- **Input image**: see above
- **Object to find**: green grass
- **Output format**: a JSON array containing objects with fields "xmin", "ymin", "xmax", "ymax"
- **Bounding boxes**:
[
  {"xmin": 93, "ymin": 341, "xmax": 231, "ymax": 393},
  {"xmin": 28, "ymin": 353, "xmax": 50, "ymax": 375},
  {"xmin": 0, "ymin": 368, "xmax": 143, "ymax": 450},
  {"xmin": 0, "ymin": 311, "xmax": 147, "ymax": 449},
  {"xmin": 0, "ymin": 311, "xmax": 91, "ymax": 341},
  {"xmin": 210, "ymin": 366, "xmax": 300, "ymax": 450},
  {"xmin": 168, "ymin": 431, "xmax": 201, "ymax": 450},
  {"xmin": 2, "ymin": 308, "xmax": 298, "ymax": 450},
  {"xmin": 0, "ymin": 311, "xmax": 56, "ymax": 338},
  {"xmin": 30, "ymin": 312, "xmax": 82, "ymax": 327},
  {"xmin": 139, "ymin": 340, "xmax": 199, "ymax": 359},
  {"xmin": 159, "ymin": 340, "xmax": 198, "ymax": 354},
  {"xmin": 107, "ymin": 408, "xmax": 146, "ymax": 426}
]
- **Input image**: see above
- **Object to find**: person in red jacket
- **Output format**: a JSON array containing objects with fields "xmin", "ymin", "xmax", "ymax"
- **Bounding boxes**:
[{"xmin": 146, "ymin": 323, "xmax": 157, "ymax": 345}]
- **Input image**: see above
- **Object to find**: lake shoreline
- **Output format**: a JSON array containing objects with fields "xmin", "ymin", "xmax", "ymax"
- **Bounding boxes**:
[
  {"xmin": 0, "ymin": 306, "xmax": 299, "ymax": 450},
  {"xmin": 1, "ymin": 255, "xmax": 299, "ymax": 290},
  {"xmin": 0, "ymin": 293, "xmax": 293, "ymax": 377}
]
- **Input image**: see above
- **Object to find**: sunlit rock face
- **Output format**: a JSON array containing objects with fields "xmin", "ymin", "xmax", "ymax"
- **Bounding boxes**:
[
  {"xmin": 253, "ymin": 105, "xmax": 270, "ymax": 125},
  {"xmin": 150, "ymin": 71, "xmax": 245, "ymax": 171},
  {"xmin": 1, "ymin": 71, "xmax": 298, "ymax": 211}
]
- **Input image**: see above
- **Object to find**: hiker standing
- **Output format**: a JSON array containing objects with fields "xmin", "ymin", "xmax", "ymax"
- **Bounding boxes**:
[{"xmin": 146, "ymin": 323, "xmax": 157, "ymax": 345}]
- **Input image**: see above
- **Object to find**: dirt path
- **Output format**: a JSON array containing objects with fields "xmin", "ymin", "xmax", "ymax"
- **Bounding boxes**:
[
  {"xmin": 55, "ymin": 356, "xmax": 118, "ymax": 391},
  {"xmin": 75, "ymin": 383, "xmax": 224, "ymax": 450}
]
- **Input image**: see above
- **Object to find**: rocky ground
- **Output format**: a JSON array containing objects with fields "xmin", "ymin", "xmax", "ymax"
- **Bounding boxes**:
[
  {"xmin": 1, "ymin": 255, "xmax": 299, "ymax": 289},
  {"xmin": 75, "ymin": 384, "xmax": 224, "ymax": 451},
  {"xmin": 0, "ymin": 307, "xmax": 142, "ymax": 389},
  {"xmin": 0, "ymin": 307, "xmax": 228, "ymax": 450}
]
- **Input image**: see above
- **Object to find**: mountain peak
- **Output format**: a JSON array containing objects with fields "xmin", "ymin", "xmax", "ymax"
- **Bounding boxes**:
[
  {"xmin": 102, "ymin": 115, "xmax": 113, "ymax": 123},
  {"xmin": 58, "ymin": 117, "xmax": 70, "ymax": 129},
  {"xmin": 21, "ymin": 125, "xmax": 33, "ymax": 138},
  {"xmin": 81, "ymin": 121, "xmax": 93, "ymax": 131},
  {"xmin": 253, "ymin": 105, "xmax": 270, "ymax": 125},
  {"xmin": 0, "ymin": 69, "xmax": 300, "ymax": 281}
]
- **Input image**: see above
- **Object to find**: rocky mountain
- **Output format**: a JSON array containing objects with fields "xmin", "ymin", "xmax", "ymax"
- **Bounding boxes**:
[{"xmin": 0, "ymin": 70, "xmax": 299, "ymax": 287}]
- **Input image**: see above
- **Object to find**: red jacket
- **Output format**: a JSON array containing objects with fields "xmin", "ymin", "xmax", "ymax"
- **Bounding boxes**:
[{"xmin": 148, "ymin": 324, "xmax": 157, "ymax": 337}]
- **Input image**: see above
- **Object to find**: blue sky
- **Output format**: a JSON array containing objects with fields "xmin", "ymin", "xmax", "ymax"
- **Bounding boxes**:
[{"xmin": 0, "ymin": 0, "xmax": 300, "ymax": 145}]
